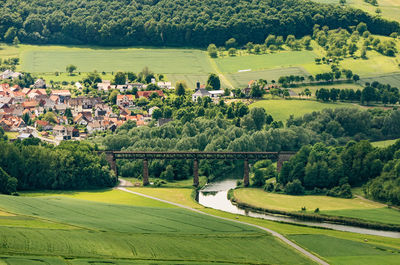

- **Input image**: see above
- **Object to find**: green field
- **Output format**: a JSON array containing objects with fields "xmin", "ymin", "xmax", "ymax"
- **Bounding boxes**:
[
  {"xmin": 361, "ymin": 73, "xmax": 400, "ymax": 88},
  {"xmin": 312, "ymin": 0, "xmax": 400, "ymax": 22},
  {"xmin": 291, "ymin": 83, "xmax": 363, "ymax": 97},
  {"xmin": 20, "ymin": 46, "xmax": 213, "ymax": 74},
  {"xmin": 214, "ymin": 51, "xmax": 317, "ymax": 73},
  {"xmin": 0, "ymin": 194, "xmax": 313, "ymax": 264},
  {"xmin": 226, "ymin": 67, "xmax": 309, "ymax": 88},
  {"xmin": 233, "ymin": 188, "xmax": 400, "ymax": 225},
  {"xmin": 372, "ymin": 138, "xmax": 400, "ymax": 147},
  {"xmin": 249, "ymin": 99, "xmax": 358, "ymax": 122},
  {"xmin": 289, "ymin": 234, "xmax": 400, "ymax": 265}
]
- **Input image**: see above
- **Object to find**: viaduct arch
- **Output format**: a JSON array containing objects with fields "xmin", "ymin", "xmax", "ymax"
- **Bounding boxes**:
[{"xmin": 103, "ymin": 151, "xmax": 296, "ymax": 187}]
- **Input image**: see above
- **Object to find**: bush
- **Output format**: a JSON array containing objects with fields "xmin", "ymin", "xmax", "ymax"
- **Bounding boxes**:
[
  {"xmin": 285, "ymin": 179, "xmax": 305, "ymax": 195},
  {"xmin": 327, "ymin": 184, "xmax": 352, "ymax": 198}
]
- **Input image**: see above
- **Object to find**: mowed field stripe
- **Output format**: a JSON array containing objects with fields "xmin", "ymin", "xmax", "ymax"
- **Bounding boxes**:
[{"xmin": 118, "ymin": 187, "xmax": 329, "ymax": 265}]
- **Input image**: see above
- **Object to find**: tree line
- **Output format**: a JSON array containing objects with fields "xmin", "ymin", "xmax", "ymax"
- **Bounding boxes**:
[
  {"xmin": 278, "ymin": 140, "xmax": 400, "ymax": 205},
  {"xmin": 0, "ymin": 135, "xmax": 117, "ymax": 194},
  {"xmin": 0, "ymin": 0, "xmax": 399, "ymax": 47}
]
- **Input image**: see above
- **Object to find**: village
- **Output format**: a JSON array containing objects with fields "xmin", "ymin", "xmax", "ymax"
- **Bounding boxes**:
[{"xmin": 0, "ymin": 69, "xmax": 241, "ymax": 144}]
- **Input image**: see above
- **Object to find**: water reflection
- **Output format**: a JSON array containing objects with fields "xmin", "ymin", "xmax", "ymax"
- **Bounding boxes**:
[{"xmin": 197, "ymin": 179, "xmax": 400, "ymax": 238}]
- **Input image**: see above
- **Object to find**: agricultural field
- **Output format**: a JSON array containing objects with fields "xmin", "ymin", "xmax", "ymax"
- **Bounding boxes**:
[
  {"xmin": 249, "ymin": 99, "xmax": 358, "ymax": 122},
  {"xmin": 233, "ymin": 188, "xmax": 400, "ymax": 225},
  {"xmin": 291, "ymin": 82, "xmax": 363, "ymax": 97},
  {"xmin": 226, "ymin": 67, "xmax": 309, "ymax": 88},
  {"xmin": 312, "ymin": 0, "xmax": 400, "ymax": 22},
  {"xmin": 0, "ymin": 193, "xmax": 313, "ymax": 265},
  {"xmin": 361, "ymin": 73, "xmax": 400, "ymax": 88}
]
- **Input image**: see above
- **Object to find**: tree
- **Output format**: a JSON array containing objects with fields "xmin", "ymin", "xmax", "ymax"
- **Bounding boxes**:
[
  {"xmin": 43, "ymin": 112, "xmax": 57, "ymax": 123},
  {"xmin": 265, "ymin": 35, "xmax": 276, "ymax": 47},
  {"xmin": 225, "ymin": 38, "xmax": 237, "ymax": 48},
  {"xmin": 109, "ymin": 90, "xmax": 119, "ymax": 105},
  {"xmin": 12, "ymin": 36, "xmax": 20, "ymax": 46},
  {"xmin": 206, "ymin": 74, "xmax": 221, "ymax": 90},
  {"xmin": 252, "ymin": 169, "xmax": 265, "ymax": 187},
  {"xmin": 348, "ymin": 43, "xmax": 357, "ymax": 55},
  {"xmin": 228, "ymin": 48, "xmax": 237, "ymax": 56},
  {"xmin": 0, "ymin": 167, "xmax": 17, "ymax": 195},
  {"xmin": 152, "ymin": 108, "xmax": 163, "ymax": 120},
  {"xmin": 361, "ymin": 85, "xmax": 375, "ymax": 105},
  {"xmin": 353, "ymin": 74, "xmax": 360, "ymax": 82},
  {"xmin": 4, "ymin": 27, "xmax": 17, "ymax": 43},
  {"xmin": 66, "ymin": 64, "xmax": 77, "ymax": 75},
  {"xmin": 356, "ymin": 22, "xmax": 368, "ymax": 34},
  {"xmin": 113, "ymin": 72, "xmax": 126, "ymax": 85},
  {"xmin": 250, "ymin": 107, "xmax": 266, "ymax": 130},
  {"xmin": 285, "ymin": 179, "xmax": 305, "ymax": 195},
  {"xmin": 207, "ymin": 44, "xmax": 218, "ymax": 58},
  {"xmin": 175, "ymin": 81, "xmax": 187, "ymax": 96}
]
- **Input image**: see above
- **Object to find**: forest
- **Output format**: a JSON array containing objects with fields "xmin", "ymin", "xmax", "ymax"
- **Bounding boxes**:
[
  {"xmin": 0, "ymin": 0, "xmax": 399, "ymax": 47},
  {"xmin": 0, "ymin": 132, "xmax": 117, "ymax": 194},
  {"xmin": 279, "ymin": 140, "xmax": 400, "ymax": 205}
]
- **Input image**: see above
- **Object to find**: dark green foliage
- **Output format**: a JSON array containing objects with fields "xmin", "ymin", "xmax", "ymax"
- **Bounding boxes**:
[
  {"xmin": 0, "ymin": 0, "xmax": 398, "ymax": 47},
  {"xmin": 285, "ymin": 179, "xmax": 305, "ymax": 195},
  {"xmin": 0, "ymin": 141, "xmax": 116, "ymax": 191},
  {"xmin": 206, "ymin": 74, "xmax": 220, "ymax": 90},
  {"xmin": 252, "ymin": 169, "xmax": 265, "ymax": 187},
  {"xmin": 0, "ymin": 167, "xmax": 17, "ymax": 195},
  {"xmin": 327, "ymin": 184, "xmax": 352, "ymax": 198}
]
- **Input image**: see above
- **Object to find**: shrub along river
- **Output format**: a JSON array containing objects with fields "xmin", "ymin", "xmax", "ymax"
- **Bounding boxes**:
[{"xmin": 197, "ymin": 179, "xmax": 400, "ymax": 238}]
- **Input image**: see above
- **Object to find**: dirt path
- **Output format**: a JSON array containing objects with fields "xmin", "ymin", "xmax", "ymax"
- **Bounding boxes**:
[
  {"xmin": 208, "ymin": 57, "xmax": 235, "ymax": 89},
  {"xmin": 118, "ymin": 186, "xmax": 329, "ymax": 265}
]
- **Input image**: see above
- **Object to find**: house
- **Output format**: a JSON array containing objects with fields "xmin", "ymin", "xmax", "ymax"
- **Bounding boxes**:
[
  {"xmin": 73, "ymin": 113, "xmax": 88, "ymax": 125},
  {"xmin": 1, "ymin": 70, "xmax": 22, "ymax": 80},
  {"xmin": 192, "ymin": 88, "xmax": 210, "ymax": 102},
  {"xmin": 66, "ymin": 126, "xmax": 80, "ymax": 138},
  {"xmin": 157, "ymin": 81, "xmax": 173, "ymax": 90},
  {"xmin": 53, "ymin": 125, "xmax": 71, "ymax": 140},
  {"xmin": 27, "ymin": 89, "xmax": 47, "ymax": 99},
  {"xmin": 51, "ymin": 90, "xmax": 71, "ymax": 103},
  {"xmin": 116, "ymin": 94, "xmax": 135, "ymax": 107},
  {"xmin": 148, "ymin": 106, "xmax": 160, "ymax": 116},
  {"xmin": 22, "ymin": 100, "xmax": 38, "ymax": 111},
  {"xmin": 17, "ymin": 133, "xmax": 33, "ymax": 141},
  {"xmin": 33, "ymin": 79, "xmax": 46, "ymax": 89},
  {"xmin": 87, "ymin": 121, "xmax": 105, "ymax": 133},
  {"xmin": 97, "ymin": 80, "xmax": 111, "ymax": 91},
  {"xmin": 128, "ymin": 82, "xmax": 145, "ymax": 90},
  {"xmin": 35, "ymin": 120, "xmax": 53, "ymax": 131},
  {"xmin": 136, "ymin": 90, "xmax": 164, "ymax": 99},
  {"xmin": 209, "ymin": 90, "xmax": 225, "ymax": 98},
  {"xmin": 67, "ymin": 97, "xmax": 102, "ymax": 113},
  {"xmin": 0, "ymin": 116, "xmax": 25, "ymax": 132}
]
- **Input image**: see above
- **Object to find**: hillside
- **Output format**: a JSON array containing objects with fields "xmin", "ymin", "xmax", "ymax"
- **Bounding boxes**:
[{"xmin": 0, "ymin": 0, "xmax": 399, "ymax": 47}]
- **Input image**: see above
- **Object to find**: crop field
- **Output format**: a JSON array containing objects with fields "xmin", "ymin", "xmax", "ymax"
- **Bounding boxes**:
[
  {"xmin": 21, "ymin": 46, "xmax": 213, "ymax": 74},
  {"xmin": 340, "ymin": 52, "xmax": 400, "ymax": 76},
  {"xmin": 214, "ymin": 51, "xmax": 317, "ymax": 73},
  {"xmin": 0, "ymin": 194, "xmax": 313, "ymax": 264},
  {"xmin": 361, "ymin": 73, "xmax": 400, "ymax": 88},
  {"xmin": 249, "ymin": 99, "xmax": 358, "ymax": 122},
  {"xmin": 233, "ymin": 188, "xmax": 400, "ymax": 225},
  {"xmin": 312, "ymin": 0, "xmax": 400, "ymax": 22},
  {"xmin": 288, "ymin": 234, "xmax": 400, "ymax": 265},
  {"xmin": 226, "ymin": 67, "xmax": 309, "ymax": 88}
]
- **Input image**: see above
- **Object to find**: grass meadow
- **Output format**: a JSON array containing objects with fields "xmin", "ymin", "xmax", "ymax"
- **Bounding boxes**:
[
  {"xmin": 0, "ymin": 194, "xmax": 313, "ymax": 265},
  {"xmin": 371, "ymin": 138, "xmax": 400, "ymax": 147},
  {"xmin": 233, "ymin": 188, "xmax": 400, "ymax": 225},
  {"xmin": 361, "ymin": 73, "xmax": 400, "ymax": 88},
  {"xmin": 249, "ymin": 99, "xmax": 358, "ymax": 122}
]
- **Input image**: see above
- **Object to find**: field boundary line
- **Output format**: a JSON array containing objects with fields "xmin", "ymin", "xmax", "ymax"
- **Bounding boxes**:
[
  {"xmin": 208, "ymin": 57, "xmax": 234, "ymax": 89},
  {"xmin": 118, "ymin": 187, "xmax": 329, "ymax": 265}
]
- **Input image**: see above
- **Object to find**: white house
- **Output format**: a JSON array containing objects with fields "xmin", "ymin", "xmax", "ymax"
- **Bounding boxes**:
[
  {"xmin": 192, "ymin": 88, "xmax": 211, "ymax": 102},
  {"xmin": 209, "ymin": 90, "xmax": 225, "ymax": 98}
]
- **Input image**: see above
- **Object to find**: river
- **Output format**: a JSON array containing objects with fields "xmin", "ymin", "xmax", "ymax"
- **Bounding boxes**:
[{"xmin": 197, "ymin": 179, "xmax": 400, "ymax": 238}]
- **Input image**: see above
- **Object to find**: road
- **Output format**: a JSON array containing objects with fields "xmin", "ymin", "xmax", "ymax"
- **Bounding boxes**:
[
  {"xmin": 27, "ymin": 126, "xmax": 60, "ymax": 145},
  {"xmin": 117, "ymin": 180, "xmax": 329, "ymax": 265}
]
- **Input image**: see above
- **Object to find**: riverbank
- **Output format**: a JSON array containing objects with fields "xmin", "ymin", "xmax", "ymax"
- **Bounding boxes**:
[{"xmin": 231, "ymin": 188, "xmax": 400, "ymax": 232}]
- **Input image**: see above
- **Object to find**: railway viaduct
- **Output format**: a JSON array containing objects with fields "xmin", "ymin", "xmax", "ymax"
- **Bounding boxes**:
[{"xmin": 102, "ymin": 151, "xmax": 296, "ymax": 187}]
